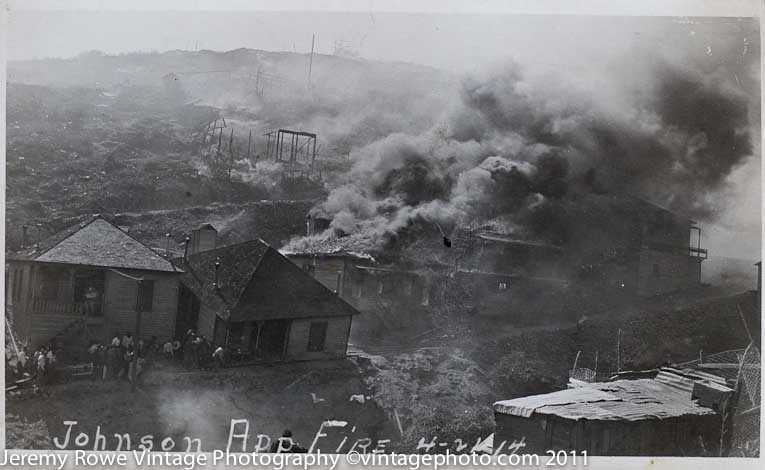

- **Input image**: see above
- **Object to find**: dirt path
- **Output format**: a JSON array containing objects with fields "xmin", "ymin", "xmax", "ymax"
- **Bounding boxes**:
[{"xmin": 6, "ymin": 359, "xmax": 394, "ymax": 452}]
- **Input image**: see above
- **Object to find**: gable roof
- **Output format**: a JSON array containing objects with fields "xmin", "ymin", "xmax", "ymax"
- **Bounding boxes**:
[
  {"xmin": 12, "ymin": 216, "xmax": 177, "ymax": 272},
  {"xmin": 176, "ymin": 239, "xmax": 360, "ymax": 322},
  {"xmin": 176, "ymin": 239, "xmax": 271, "ymax": 317}
]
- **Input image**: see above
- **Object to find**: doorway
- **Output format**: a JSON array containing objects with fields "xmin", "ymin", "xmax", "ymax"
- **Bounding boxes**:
[
  {"xmin": 175, "ymin": 285, "xmax": 201, "ymax": 340},
  {"xmin": 255, "ymin": 319, "xmax": 290, "ymax": 362}
]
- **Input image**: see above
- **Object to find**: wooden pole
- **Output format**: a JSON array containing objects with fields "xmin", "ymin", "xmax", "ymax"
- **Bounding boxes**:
[
  {"xmin": 131, "ymin": 280, "xmax": 143, "ymax": 393},
  {"xmin": 247, "ymin": 130, "xmax": 252, "ymax": 160},
  {"xmin": 736, "ymin": 304, "xmax": 753, "ymax": 344},
  {"xmin": 308, "ymin": 34, "xmax": 315, "ymax": 91}
]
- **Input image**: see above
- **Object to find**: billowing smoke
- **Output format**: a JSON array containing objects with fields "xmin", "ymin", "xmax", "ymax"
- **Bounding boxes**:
[{"xmin": 285, "ymin": 60, "xmax": 753, "ymax": 254}]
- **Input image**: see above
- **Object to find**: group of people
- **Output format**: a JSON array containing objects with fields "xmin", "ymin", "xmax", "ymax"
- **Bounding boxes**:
[
  {"xmin": 88, "ymin": 332, "xmax": 159, "ymax": 382},
  {"xmin": 7, "ymin": 329, "xmax": 230, "ymax": 389},
  {"xmin": 161, "ymin": 329, "xmax": 226, "ymax": 370},
  {"xmin": 5, "ymin": 344, "xmax": 61, "ymax": 387}
]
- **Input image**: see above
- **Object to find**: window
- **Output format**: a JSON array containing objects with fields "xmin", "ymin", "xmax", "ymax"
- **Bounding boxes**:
[
  {"xmin": 307, "ymin": 321, "xmax": 328, "ymax": 352},
  {"xmin": 652, "ymin": 263, "xmax": 660, "ymax": 276},
  {"xmin": 377, "ymin": 281, "xmax": 384, "ymax": 295},
  {"xmin": 39, "ymin": 269, "xmax": 61, "ymax": 300},
  {"xmin": 135, "ymin": 280, "xmax": 155, "ymax": 312},
  {"xmin": 498, "ymin": 282, "xmax": 508, "ymax": 291}
]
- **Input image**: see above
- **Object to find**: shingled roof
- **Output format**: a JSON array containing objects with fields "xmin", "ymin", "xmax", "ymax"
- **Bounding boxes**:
[
  {"xmin": 11, "ymin": 216, "xmax": 177, "ymax": 272},
  {"xmin": 176, "ymin": 239, "xmax": 360, "ymax": 322}
]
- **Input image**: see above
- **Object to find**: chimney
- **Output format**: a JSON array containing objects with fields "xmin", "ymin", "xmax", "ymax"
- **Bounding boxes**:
[
  {"xmin": 21, "ymin": 225, "xmax": 28, "ymax": 248},
  {"xmin": 306, "ymin": 208, "xmax": 331, "ymax": 236},
  {"xmin": 190, "ymin": 223, "xmax": 218, "ymax": 255}
]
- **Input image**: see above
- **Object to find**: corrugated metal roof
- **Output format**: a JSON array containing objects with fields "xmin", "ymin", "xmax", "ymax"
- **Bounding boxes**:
[
  {"xmin": 655, "ymin": 369, "xmax": 696, "ymax": 393},
  {"xmin": 494, "ymin": 388, "xmax": 619, "ymax": 418},
  {"xmin": 494, "ymin": 369, "xmax": 732, "ymax": 422}
]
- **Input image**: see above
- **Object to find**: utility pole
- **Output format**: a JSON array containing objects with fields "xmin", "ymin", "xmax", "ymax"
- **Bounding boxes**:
[
  {"xmin": 228, "ymin": 128, "xmax": 235, "ymax": 182},
  {"xmin": 255, "ymin": 66, "xmax": 262, "ymax": 97},
  {"xmin": 616, "ymin": 328, "xmax": 622, "ymax": 373},
  {"xmin": 131, "ymin": 280, "xmax": 143, "ymax": 392},
  {"xmin": 308, "ymin": 34, "xmax": 315, "ymax": 91}
]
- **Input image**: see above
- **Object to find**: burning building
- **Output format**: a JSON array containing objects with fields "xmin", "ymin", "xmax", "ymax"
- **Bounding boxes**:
[
  {"xmin": 283, "ymin": 234, "xmax": 432, "ymax": 336},
  {"xmin": 281, "ymin": 60, "xmax": 751, "ymax": 320},
  {"xmin": 563, "ymin": 195, "xmax": 707, "ymax": 296},
  {"xmin": 285, "ymin": 190, "xmax": 709, "ymax": 330}
]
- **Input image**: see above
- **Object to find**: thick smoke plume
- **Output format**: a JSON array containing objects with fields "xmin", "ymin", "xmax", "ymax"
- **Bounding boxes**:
[{"xmin": 285, "ymin": 60, "xmax": 753, "ymax": 254}]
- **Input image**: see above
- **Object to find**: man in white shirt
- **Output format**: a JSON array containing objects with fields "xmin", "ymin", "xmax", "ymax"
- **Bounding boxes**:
[
  {"xmin": 163, "ymin": 341, "xmax": 173, "ymax": 359},
  {"xmin": 17, "ymin": 348, "xmax": 28, "ymax": 371}
]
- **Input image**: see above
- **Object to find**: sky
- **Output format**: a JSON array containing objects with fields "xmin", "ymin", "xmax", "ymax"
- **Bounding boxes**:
[{"xmin": 4, "ymin": 3, "xmax": 762, "ymax": 259}]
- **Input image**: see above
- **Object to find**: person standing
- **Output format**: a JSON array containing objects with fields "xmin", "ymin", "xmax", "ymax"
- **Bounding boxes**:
[
  {"xmin": 93, "ymin": 344, "xmax": 105, "ymax": 381},
  {"xmin": 84, "ymin": 285, "xmax": 100, "ymax": 316},
  {"xmin": 183, "ymin": 333, "xmax": 195, "ymax": 369},
  {"xmin": 17, "ymin": 348, "xmax": 28, "ymax": 374},
  {"xmin": 36, "ymin": 348, "xmax": 47, "ymax": 387},
  {"xmin": 212, "ymin": 345, "xmax": 225, "ymax": 370},
  {"xmin": 163, "ymin": 341, "xmax": 174, "ymax": 360},
  {"xmin": 123, "ymin": 332, "xmax": 134, "ymax": 350},
  {"xmin": 46, "ymin": 348, "xmax": 56, "ymax": 367},
  {"xmin": 172, "ymin": 338, "xmax": 181, "ymax": 361},
  {"xmin": 125, "ymin": 346, "xmax": 135, "ymax": 382}
]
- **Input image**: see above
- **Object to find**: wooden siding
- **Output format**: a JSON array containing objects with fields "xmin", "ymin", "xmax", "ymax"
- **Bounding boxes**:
[
  {"xmin": 637, "ymin": 249, "xmax": 701, "ymax": 296},
  {"xmin": 285, "ymin": 315, "xmax": 351, "ymax": 361},
  {"xmin": 197, "ymin": 303, "xmax": 218, "ymax": 339},
  {"xmin": 102, "ymin": 270, "xmax": 179, "ymax": 343},
  {"xmin": 27, "ymin": 314, "xmax": 83, "ymax": 347},
  {"xmin": 288, "ymin": 255, "xmax": 347, "ymax": 294},
  {"xmin": 494, "ymin": 411, "xmax": 722, "ymax": 456}
]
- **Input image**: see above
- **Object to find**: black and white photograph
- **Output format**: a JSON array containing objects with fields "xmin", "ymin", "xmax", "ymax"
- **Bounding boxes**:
[{"xmin": 2, "ymin": 0, "xmax": 762, "ymax": 465}]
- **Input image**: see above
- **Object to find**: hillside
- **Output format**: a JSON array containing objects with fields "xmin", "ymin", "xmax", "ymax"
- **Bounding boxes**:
[{"xmin": 6, "ymin": 49, "xmax": 456, "ymax": 251}]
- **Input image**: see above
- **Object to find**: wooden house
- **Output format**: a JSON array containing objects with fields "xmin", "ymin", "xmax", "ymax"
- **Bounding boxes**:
[
  {"xmin": 174, "ymin": 239, "xmax": 360, "ymax": 363},
  {"xmin": 5, "ymin": 216, "xmax": 180, "ymax": 349}
]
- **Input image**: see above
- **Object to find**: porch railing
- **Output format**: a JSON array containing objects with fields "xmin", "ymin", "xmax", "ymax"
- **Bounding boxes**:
[{"xmin": 30, "ymin": 299, "xmax": 103, "ymax": 316}]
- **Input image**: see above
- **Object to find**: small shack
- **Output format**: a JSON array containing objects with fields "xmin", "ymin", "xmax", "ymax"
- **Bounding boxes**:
[
  {"xmin": 493, "ymin": 367, "xmax": 733, "ymax": 456},
  {"xmin": 175, "ymin": 239, "xmax": 360, "ymax": 364}
]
